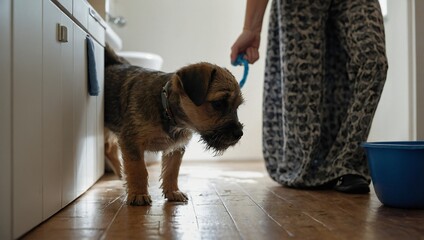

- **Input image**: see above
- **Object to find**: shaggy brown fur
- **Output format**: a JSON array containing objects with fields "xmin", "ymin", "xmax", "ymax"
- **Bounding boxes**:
[{"xmin": 104, "ymin": 45, "xmax": 244, "ymax": 205}]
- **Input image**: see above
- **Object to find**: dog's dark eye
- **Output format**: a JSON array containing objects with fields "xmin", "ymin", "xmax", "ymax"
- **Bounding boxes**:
[{"xmin": 211, "ymin": 99, "xmax": 227, "ymax": 111}]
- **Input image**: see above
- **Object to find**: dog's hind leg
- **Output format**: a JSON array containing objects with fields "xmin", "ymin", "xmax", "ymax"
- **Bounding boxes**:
[
  {"xmin": 121, "ymin": 144, "xmax": 152, "ymax": 206},
  {"xmin": 104, "ymin": 128, "xmax": 122, "ymax": 178},
  {"xmin": 160, "ymin": 148, "xmax": 188, "ymax": 202}
]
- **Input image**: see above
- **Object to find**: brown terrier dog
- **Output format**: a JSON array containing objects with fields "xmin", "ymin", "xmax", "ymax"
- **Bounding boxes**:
[{"xmin": 104, "ymin": 46, "xmax": 244, "ymax": 206}]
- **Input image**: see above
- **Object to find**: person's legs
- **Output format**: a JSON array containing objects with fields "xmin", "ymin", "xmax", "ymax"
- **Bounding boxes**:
[
  {"xmin": 325, "ymin": 0, "xmax": 388, "ymax": 192},
  {"xmin": 263, "ymin": 0, "xmax": 387, "ymax": 191},
  {"xmin": 263, "ymin": 0, "xmax": 284, "ymax": 184},
  {"xmin": 263, "ymin": 0, "xmax": 333, "ymax": 187}
]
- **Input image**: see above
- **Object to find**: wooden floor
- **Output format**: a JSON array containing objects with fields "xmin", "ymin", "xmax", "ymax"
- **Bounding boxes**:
[{"xmin": 22, "ymin": 161, "xmax": 424, "ymax": 240}]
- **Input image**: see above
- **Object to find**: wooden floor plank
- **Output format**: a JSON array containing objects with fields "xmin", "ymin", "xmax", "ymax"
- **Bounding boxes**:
[
  {"xmin": 21, "ymin": 160, "xmax": 424, "ymax": 240},
  {"xmin": 212, "ymin": 179, "xmax": 291, "ymax": 239}
]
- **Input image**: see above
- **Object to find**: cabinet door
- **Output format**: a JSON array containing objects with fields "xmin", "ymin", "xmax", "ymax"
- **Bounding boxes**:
[
  {"xmin": 86, "ymin": 39, "xmax": 107, "ymax": 186},
  {"xmin": 94, "ymin": 39, "xmax": 105, "ymax": 180},
  {"xmin": 61, "ymin": 10, "xmax": 76, "ymax": 208},
  {"xmin": 86, "ymin": 38, "xmax": 105, "ymax": 187},
  {"xmin": 74, "ymin": 24, "xmax": 89, "ymax": 197},
  {"xmin": 12, "ymin": 0, "xmax": 43, "ymax": 237},
  {"xmin": 86, "ymin": 71, "xmax": 97, "ymax": 187},
  {"xmin": 43, "ymin": 0, "xmax": 79, "ymax": 214},
  {"xmin": 42, "ymin": 0, "xmax": 64, "ymax": 219}
]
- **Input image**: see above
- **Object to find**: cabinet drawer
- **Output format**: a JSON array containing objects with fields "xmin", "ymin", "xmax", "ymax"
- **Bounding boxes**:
[
  {"xmin": 88, "ymin": 8, "xmax": 105, "ymax": 46},
  {"xmin": 73, "ymin": 0, "xmax": 89, "ymax": 29}
]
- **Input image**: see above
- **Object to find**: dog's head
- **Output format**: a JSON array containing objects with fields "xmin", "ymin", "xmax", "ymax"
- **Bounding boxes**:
[{"xmin": 171, "ymin": 62, "xmax": 244, "ymax": 154}]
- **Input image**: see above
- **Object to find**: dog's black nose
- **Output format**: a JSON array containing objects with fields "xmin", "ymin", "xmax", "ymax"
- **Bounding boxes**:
[{"xmin": 233, "ymin": 129, "xmax": 243, "ymax": 139}]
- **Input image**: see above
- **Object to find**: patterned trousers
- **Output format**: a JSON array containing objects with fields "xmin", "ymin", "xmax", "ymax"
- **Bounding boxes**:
[{"xmin": 262, "ymin": 0, "xmax": 388, "ymax": 187}]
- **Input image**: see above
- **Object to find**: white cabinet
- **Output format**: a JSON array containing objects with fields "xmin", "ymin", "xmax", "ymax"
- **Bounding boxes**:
[
  {"xmin": 57, "ymin": 0, "xmax": 73, "ymax": 14},
  {"xmin": 74, "ymin": 23, "xmax": 90, "ymax": 198},
  {"xmin": 12, "ymin": 0, "xmax": 43, "ymax": 237},
  {"xmin": 42, "ymin": 0, "xmax": 70, "ymax": 218},
  {"xmin": 6, "ymin": 0, "xmax": 106, "ymax": 238},
  {"xmin": 95, "ymin": 38, "xmax": 106, "ymax": 181}
]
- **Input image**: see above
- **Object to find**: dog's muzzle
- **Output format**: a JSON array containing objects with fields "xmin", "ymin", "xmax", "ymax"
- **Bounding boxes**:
[{"xmin": 200, "ymin": 121, "xmax": 244, "ymax": 153}]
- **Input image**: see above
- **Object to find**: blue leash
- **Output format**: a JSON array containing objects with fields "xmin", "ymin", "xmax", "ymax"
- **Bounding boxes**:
[{"xmin": 231, "ymin": 54, "xmax": 249, "ymax": 89}]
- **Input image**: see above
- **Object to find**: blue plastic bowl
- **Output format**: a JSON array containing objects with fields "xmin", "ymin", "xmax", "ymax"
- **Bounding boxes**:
[{"xmin": 362, "ymin": 141, "xmax": 424, "ymax": 208}]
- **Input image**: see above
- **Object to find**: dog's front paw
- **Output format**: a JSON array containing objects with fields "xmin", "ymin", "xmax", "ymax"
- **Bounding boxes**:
[
  {"xmin": 127, "ymin": 193, "xmax": 152, "ymax": 206},
  {"xmin": 164, "ymin": 190, "xmax": 189, "ymax": 202}
]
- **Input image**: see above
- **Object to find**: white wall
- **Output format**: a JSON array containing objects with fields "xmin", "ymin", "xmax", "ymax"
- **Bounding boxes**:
[
  {"xmin": 109, "ymin": 0, "xmax": 269, "ymax": 161},
  {"xmin": 0, "ymin": 0, "xmax": 12, "ymax": 238},
  {"xmin": 368, "ymin": 0, "xmax": 416, "ymax": 141},
  {"xmin": 413, "ymin": 0, "xmax": 424, "ymax": 139}
]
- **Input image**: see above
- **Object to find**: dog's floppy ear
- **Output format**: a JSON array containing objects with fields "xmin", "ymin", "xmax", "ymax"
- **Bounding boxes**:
[{"xmin": 176, "ymin": 63, "xmax": 216, "ymax": 106}]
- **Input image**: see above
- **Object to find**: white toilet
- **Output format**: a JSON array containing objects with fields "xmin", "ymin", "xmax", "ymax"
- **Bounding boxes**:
[
  {"xmin": 105, "ymin": 24, "xmax": 163, "ymax": 70},
  {"xmin": 105, "ymin": 24, "xmax": 162, "ymax": 167}
]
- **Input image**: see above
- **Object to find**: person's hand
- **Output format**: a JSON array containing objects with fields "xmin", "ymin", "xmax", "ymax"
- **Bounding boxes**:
[{"xmin": 230, "ymin": 29, "xmax": 261, "ymax": 64}]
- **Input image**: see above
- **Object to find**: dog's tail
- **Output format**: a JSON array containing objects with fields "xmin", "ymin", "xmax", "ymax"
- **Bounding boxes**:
[{"xmin": 105, "ymin": 44, "xmax": 130, "ymax": 66}]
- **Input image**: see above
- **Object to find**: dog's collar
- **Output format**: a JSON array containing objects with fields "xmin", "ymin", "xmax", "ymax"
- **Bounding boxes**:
[{"xmin": 161, "ymin": 81, "xmax": 177, "ymax": 127}]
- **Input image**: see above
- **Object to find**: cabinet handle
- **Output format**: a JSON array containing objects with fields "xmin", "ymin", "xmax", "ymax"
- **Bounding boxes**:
[{"xmin": 56, "ymin": 23, "xmax": 68, "ymax": 43}]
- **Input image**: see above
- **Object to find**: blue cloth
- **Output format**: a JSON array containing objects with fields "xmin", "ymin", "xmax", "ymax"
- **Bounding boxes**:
[{"xmin": 86, "ymin": 35, "xmax": 99, "ymax": 96}]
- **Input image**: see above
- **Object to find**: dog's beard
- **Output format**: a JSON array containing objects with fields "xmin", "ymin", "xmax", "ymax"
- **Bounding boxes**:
[
  {"xmin": 199, "ymin": 135, "xmax": 231, "ymax": 156},
  {"xmin": 199, "ymin": 122, "xmax": 243, "ymax": 156}
]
